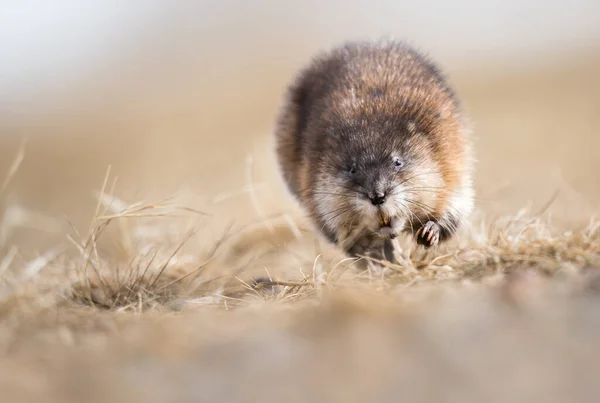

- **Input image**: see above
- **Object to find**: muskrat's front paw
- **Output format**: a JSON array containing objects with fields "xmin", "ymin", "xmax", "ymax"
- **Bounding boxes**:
[{"xmin": 416, "ymin": 221, "xmax": 440, "ymax": 248}]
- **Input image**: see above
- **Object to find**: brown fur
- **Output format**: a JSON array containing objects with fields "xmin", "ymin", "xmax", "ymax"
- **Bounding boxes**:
[{"xmin": 275, "ymin": 39, "xmax": 474, "ymax": 260}]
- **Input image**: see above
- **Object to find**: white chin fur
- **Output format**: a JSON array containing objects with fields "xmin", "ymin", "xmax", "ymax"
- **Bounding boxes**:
[
  {"xmin": 315, "ymin": 182, "xmax": 410, "ymax": 236},
  {"xmin": 354, "ymin": 193, "xmax": 406, "ymax": 232}
]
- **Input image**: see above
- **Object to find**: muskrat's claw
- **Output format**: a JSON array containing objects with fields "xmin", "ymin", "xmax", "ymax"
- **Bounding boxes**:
[{"xmin": 416, "ymin": 221, "xmax": 440, "ymax": 248}]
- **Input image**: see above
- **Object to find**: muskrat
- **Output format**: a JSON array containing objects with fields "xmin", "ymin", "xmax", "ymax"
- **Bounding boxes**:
[{"xmin": 274, "ymin": 39, "xmax": 474, "ymax": 262}]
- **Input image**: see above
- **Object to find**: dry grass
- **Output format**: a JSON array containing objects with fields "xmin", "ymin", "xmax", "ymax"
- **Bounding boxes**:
[{"xmin": 1, "ymin": 148, "xmax": 600, "ymax": 403}]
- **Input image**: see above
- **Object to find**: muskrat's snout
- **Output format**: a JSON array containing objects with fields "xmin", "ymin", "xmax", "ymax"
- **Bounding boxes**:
[
  {"xmin": 366, "ymin": 191, "xmax": 386, "ymax": 206},
  {"xmin": 356, "ymin": 182, "xmax": 404, "ymax": 230}
]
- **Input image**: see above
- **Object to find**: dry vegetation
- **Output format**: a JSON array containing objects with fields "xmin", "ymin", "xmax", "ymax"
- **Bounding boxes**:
[{"xmin": 1, "ymin": 145, "xmax": 600, "ymax": 403}]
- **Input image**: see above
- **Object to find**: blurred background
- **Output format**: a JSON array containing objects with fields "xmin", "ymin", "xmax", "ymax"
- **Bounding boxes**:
[{"xmin": 1, "ymin": 1, "xmax": 599, "ymax": 251}]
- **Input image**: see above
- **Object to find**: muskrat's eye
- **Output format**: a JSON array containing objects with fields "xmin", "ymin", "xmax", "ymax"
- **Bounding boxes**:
[
  {"xmin": 393, "ymin": 157, "xmax": 404, "ymax": 168},
  {"xmin": 349, "ymin": 165, "xmax": 357, "ymax": 174}
]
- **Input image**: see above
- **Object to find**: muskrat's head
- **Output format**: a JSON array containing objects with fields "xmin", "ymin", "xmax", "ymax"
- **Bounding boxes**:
[{"xmin": 310, "ymin": 119, "xmax": 444, "ymax": 238}]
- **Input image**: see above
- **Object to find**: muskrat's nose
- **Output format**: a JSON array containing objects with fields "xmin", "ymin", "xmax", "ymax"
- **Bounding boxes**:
[{"xmin": 368, "ymin": 191, "xmax": 386, "ymax": 206}]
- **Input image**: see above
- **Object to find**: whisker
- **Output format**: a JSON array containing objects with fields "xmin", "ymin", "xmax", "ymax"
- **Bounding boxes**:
[
  {"xmin": 341, "ymin": 210, "xmax": 360, "ymax": 238},
  {"xmin": 395, "ymin": 185, "xmax": 485, "ymax": 203},
  {"xmin": 392, "ymin": 187, "xmax": 463, "ymax": 197},
  {"xmin": 398, "ymin": 200, "xmax": 424, "ymax": 229},
  {"xmin": 403, "ymin": 198, "xmax": 436, "ymax": 213},
  {"xmin": 397, "ymin": 200, "xmax": 415, "ymax": 230},
  {"xmin": 310, "ymin": 192, "xmax": 355, "ymax": 199},
  {"xmin": 405, "ymin": 186, "xmax": 466, "ymax": 194},
  {"xmin": 321, "ymin": 206, "xmax": 351, "ymax": 220}
]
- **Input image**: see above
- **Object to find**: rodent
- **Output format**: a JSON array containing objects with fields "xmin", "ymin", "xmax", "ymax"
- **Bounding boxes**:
[{"xmin": 274, "ymin": 39, "xmax": 474, "ymax": 262}]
